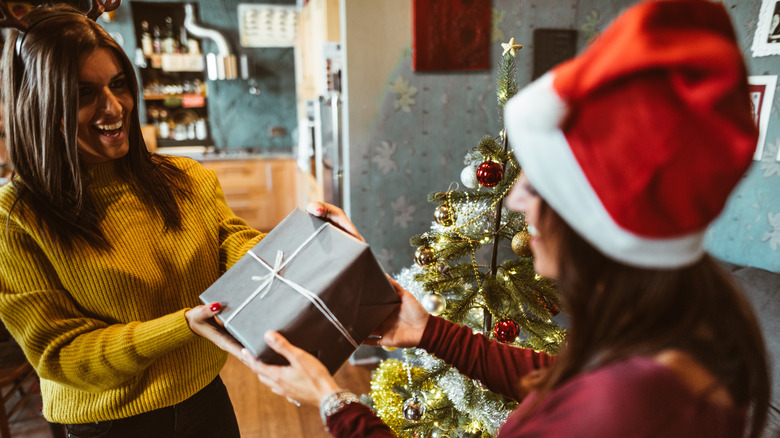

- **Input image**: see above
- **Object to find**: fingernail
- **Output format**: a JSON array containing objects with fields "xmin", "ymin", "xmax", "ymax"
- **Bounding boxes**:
[
  {"xmin": 316, "ymin": 207, "xmax": 324, "ymax": 212},
  {"xmin": 241, "ymin": 348, "xmax": 250, "ymax": 357},
  {"xmin": 209, "ymin": 302, "xmax": 221, "ymax": 312},
  {"xmin": 264, "ymin": 331, "xmax": 277, "ymax": 344}
]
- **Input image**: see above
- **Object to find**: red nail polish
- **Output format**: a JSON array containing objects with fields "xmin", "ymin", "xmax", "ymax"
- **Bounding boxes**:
[
  {"xmin": 316, "ymin": 207, "xmax": 324, "ymax": 212},
  {"xmin": 209, "ymin": 302, "xmax": 221, "ymax": 312}
]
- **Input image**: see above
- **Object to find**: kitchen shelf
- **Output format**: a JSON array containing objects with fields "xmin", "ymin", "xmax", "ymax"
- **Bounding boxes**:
[
  {"xmin": 143, "ymin": 93, "xmax": 207, "ymax": 109},
  {"xmin": 132, "ymin": 1, "xmax": 211, "ymax": 148}
]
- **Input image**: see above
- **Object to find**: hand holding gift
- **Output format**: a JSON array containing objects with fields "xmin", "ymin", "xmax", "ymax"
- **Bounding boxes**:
[
  {"xmin": 239, "ymin": 331, "xmax": 341, "ymax": 407},
  {"xmin": 305, "ymin": 201, "xmax": 365, "ymax": 242},
  {"xmin": 185, "ymin": 302, "xmax": 244, "ymax": 358},
  {"xmin": 199, "ymin": 207, "xmax": 401, "ymax": 374},
  {"xmin": 219, "ymin": 276, "xmax": 430, "ymax": 408},
  {"xmin": 361, "ymin": 277, "xmax": 429, "ymax": 349}
]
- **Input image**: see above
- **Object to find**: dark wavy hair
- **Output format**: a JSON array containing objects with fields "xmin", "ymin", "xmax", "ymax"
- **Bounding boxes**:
[
  {"xmin": 529, "ymin": 200, "xmax": 770, "ymax": 438},
  {"xmin": 1, "ymin": 4, "xmax": 191, "ymax": 249}
]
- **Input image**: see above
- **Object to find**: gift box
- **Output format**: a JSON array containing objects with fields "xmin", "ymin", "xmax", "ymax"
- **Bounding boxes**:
[{"xmin": 200, "ymin": 209, "xmax": 400, "ymax": 374}]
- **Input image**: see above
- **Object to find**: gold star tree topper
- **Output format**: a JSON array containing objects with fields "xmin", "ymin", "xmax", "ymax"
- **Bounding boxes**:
[{"xmin": 501, "ymin": 37, "xmax": 523, "ymax": 57}]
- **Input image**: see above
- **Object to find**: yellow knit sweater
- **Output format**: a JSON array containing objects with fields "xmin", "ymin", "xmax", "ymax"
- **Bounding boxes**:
[{"xmin": 0, "ymin": 156, "xmax": 264, "ymax": 423}]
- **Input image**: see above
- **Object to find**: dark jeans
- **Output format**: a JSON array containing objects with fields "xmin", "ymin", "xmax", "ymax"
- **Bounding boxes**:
[{"xmin": 64, "ymin": 377, "xmax": 240, "ymax": 438}]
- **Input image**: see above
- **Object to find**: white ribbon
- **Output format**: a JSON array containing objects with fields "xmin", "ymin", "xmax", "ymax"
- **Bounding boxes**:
[{"xmin": 223, "ymin": 222, "xmax": 359, "ymax": 349}]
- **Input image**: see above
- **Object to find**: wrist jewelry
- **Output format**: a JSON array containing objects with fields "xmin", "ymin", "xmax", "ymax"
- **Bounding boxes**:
[{"xmin": 319, "ymin": 389, "xmax": 360, "ymax": 424}]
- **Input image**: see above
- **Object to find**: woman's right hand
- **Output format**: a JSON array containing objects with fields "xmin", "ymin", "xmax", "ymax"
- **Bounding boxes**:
[
  {"xmin": 185, "ymin": 303, "xmax": 245, "ymax": 358},
  {"xmin": 364, "ymin": 277, "xmax": 430, "ymax": 349}
]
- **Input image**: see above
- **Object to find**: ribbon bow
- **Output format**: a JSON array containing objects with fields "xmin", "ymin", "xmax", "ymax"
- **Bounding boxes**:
[{"xmin": 223, "ymin": 223, "xmax": 359, "ymax": 349}]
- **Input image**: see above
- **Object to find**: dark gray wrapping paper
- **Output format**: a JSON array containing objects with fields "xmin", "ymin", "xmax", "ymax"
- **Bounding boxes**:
[{"xmin": 200, "ymin": 209, "xmax": 400, "ymax": 374}]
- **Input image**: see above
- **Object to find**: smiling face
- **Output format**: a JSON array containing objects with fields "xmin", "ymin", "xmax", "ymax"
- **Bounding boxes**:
[
  {"xmin": 505, "ymin": 174, "xmax": 560, "ymax": 279},
  {"xmin": 76, "ymin": 47, "xmax": 134, "ymax": 164}
]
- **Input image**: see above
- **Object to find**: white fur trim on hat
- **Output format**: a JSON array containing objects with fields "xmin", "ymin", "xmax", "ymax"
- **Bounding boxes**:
[{"xmin": 505, "ymin": 73, "xmax": 705, "ymax": 268}]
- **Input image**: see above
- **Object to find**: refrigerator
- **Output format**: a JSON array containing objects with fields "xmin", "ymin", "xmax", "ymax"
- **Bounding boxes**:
[{"xmin": 313, "ymin": 41, "xmax": 344, "ymax": 208}]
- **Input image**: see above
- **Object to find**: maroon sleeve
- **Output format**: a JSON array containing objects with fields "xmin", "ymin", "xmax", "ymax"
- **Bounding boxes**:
[
  {"xmin": 326, "ymin": 403, "xmax": 396, "ymax": 438},
  {"xmin": 324, "ymin": 317, "xmax": 556, "ymax": 438},
  {"xmin": 418, "ymin": 316, "xmax": 555, "ymax": 401}
]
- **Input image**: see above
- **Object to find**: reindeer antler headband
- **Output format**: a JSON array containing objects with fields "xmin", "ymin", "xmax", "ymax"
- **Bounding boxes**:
[{"xmin": 0, "ymin": 0, "xmax": 122, "ymax": 56}]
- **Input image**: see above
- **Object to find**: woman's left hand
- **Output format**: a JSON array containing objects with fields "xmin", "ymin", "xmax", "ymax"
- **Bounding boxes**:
[{"xmin": 238, "ymin": 331, "xmax": 342, "ymax": 407}]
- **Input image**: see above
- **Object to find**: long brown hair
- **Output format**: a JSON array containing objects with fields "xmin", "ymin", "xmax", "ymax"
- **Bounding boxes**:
[
  {"xmin": 531, "ymin": 201, "xmax": 770, "ymax": 438},
  {"xmin": 1, "ymin": 5, "xmax": 191, "ymax": 250}
]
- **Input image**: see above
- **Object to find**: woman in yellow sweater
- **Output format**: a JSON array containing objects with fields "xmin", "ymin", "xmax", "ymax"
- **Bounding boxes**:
[{"xmin": 0, "ymin": 3, "xmax": 262, "ymax": 436}]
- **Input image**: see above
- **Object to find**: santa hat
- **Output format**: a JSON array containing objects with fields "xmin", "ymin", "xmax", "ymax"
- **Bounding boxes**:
[{"xmin": 505, "ymin": 0, "xmax": 757, "ymax": 268}]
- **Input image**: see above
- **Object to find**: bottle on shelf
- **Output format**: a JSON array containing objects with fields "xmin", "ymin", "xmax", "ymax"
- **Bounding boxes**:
[
  {"xmin": 140, "ymin": 20, "xmax": 153, "ymax": 57},
  {"xmin": 157, "ymin": 108, "xmax": 170, "ymax": 139},
  {"xmin": 187, "ymin": 38, "xmax": 200, "ymax": 55},
  {"xmin": 152, "ymin": 25, "xmax": 162, "ymax": 54},
  {"xmin": 174, "ymin": 123, "xmax": 187, "ymax": 141},
  {"xmin": 193, "ymin": 79, "xmax": 206, "ymax": 96},
  {"xmin": 147, "ymin": 105, "xmax": 159, "ymax": 128},
  {"xmin": 195, "ymin": 118, "xmax": 208, "ymax": 140},
  {"xmin": 163, "ymin": 16, "xmax": 178, "ymax": 54}
]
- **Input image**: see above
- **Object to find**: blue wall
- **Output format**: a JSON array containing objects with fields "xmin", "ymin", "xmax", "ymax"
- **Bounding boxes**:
[
  {"xmin": 346, "ymin": 0, "xmax": 780, "ymax": 274},
  {"xmin": 706, "ymin": 0, "xmax": 780, "ymax": 274},
  {"xmin": 102, "ymin": 0, "xmax": 297, "ymax": 152}
]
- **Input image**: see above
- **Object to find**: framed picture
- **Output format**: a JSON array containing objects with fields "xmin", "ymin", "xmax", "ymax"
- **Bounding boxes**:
[
  {"xmin": 412, "ymin": 0, "xmax": 491, "ymax": 71},
  {"xmin": 237, "ymin": 4, "xmax": 297, "ymax": 48},
  {"xmin": 752, "ymin": 0, "xmax": 780, "ymax": 57},
  {"xmin": 748, "ymin": 75, "xmax": 777, "ymax": 160}
]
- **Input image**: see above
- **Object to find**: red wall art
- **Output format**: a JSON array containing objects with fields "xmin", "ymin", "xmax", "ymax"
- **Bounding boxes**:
[{"xmin": 413, "ymin": 0, "xmax": 491, "ymax": 71}]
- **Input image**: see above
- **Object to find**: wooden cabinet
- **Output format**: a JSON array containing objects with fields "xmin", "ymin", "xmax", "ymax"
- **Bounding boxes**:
[{"xmin": 204, "ymin": 158, "xmax": 297, "ymax": 232}]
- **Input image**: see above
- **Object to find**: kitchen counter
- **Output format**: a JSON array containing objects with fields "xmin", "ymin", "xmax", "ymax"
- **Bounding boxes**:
[{"xmin": 155, "ymin": 146, "xmax": 295, "ymax": 163}]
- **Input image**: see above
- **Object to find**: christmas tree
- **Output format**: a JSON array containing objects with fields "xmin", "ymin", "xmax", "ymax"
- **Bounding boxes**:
[{"xmin": 367, "ymin": 39, "xmax": 566, "ymax": 438}]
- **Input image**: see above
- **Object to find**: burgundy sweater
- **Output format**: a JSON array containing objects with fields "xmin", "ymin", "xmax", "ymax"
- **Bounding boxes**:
[{"xmin": 327, "ymin": 316, "xmax": 745, "ymax": 438}]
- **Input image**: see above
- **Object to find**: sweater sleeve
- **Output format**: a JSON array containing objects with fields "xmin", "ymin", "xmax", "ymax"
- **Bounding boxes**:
[
  {"xmin": 326, "ymin": 403, "xmax": 396, "ymax": 438},
  {"xmin": 0, "ymin": 224, "xmax": 199, "ymax": 392},
  {"xmin": 198, "ymin": 164, "xmax": 265, "ymax": 272},
  {"xmin": 419, "ymin": 316, "xmax": 555, "ymax": 401}
]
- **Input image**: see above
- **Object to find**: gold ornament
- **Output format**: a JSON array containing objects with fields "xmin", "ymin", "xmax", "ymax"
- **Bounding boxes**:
[
  {"xmin": 501, "ymin": 37, "xmax": 523, "ymax": 57},
  {"xmin": 511, "ymin": 230, "xmax": 532, "ymax": 257},
  {"xmin": 434, "ymin": 204, "xmax": 456, "ymax": 226},
  {"xmin": 414, "ymin": 245, "xmax": 436, "ymax": 268}
]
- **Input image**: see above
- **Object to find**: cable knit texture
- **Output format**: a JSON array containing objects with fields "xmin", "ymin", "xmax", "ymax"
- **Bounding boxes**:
[{"xmin": 0, "ymin": 155, "xmax": 264, "ymax": 423}]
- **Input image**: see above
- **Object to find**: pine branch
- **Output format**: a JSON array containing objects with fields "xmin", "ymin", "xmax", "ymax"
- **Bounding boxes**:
[{"xmin": 497, "ymin": 54, "xmax": 519, "ymax": 122}]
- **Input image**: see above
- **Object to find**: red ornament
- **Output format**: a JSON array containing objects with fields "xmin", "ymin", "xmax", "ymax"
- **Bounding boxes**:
[
  {"xmin": 493, "ymin": 318, "xmax": 520, "ymax": 343},
  {"xmin": 533, "ymin": 290, "xmax": 561, "ymax": 316},
  {"xmin": 476, "ymin": 161, "xmax": 503, "ymax": 187}
]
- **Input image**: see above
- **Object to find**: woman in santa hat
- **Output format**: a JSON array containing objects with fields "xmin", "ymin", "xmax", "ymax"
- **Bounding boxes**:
[{"xmin": 197, "ymin": 0, "xmax": 770, "ymax": 436}]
